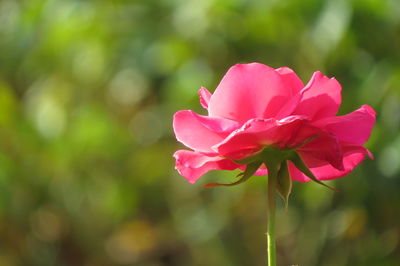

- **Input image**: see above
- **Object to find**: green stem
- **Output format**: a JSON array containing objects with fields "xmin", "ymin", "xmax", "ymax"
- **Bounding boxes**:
[{"xmin": 267, "ymin": 165, "xmax": 277, "ymax": 266}]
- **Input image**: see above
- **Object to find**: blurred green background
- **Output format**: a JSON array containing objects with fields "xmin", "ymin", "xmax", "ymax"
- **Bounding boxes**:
[{"xmin": 0, "ymin": 0, "xmax": 399, "ymax": 265}]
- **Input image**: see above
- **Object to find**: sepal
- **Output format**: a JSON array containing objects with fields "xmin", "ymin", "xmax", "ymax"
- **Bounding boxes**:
[
  {"xmin": 203, "ymin": 161, "xmax": 262, "ymax": 187},
  {"xmin": 276, "ymin": 161, "xmax": 292, "ymax": 208},
  {"xmin": 288, "ymin": 152, "xmax": 338, "ymax": 191}
]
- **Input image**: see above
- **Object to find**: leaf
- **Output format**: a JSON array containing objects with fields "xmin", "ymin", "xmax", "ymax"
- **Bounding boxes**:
[
  {"xmin": 203, "ymin": 161, "xmax": 262, "ymax": 187},
  {"xmin": 276, "ymin": 160, "xmax": 292, "ymax": 208},
  {"xmin": 289, "ymin": 152, "xmax": 338, "ymax": 192}
]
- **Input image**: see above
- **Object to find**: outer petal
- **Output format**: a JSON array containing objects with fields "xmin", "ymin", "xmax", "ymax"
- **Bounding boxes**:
[
  {"xmin": 173, "ymin": 150, "xmax": 241, "ymax": 184},
  {"xmin": 312, "ymin": 105, "xmax": 376, "ymax": 146},
  {"xmin": 213, "ymin": 115, "xmax": 307, "ymax": 159},
  {"xmin": 296, "ymin": 130, "xmax": 344, "ymax": 171},
  {"xmin": 274, "ymin": 67, "xmax": 304, "ymax": 119},
  {"xmin": 275, "ymin": 67, "xmax": 304, "ymax": 93},
  {"xmin": 173, "ymin": 110, "xmax": 241, "ymax": 154},
  {"xmin": 289, "ymin": 146, "xmax": 370, "ymax": 182},
  {"xmin": 208, "ymin": 63, "xmax": 300, "ymax": 122},
  {"xmin": 198, "ymin": 87, "xmax": 212, "ymax": 109},
  {"xmin": 293, "ymin": 71, "xmax": 342, "ymax": 120}
]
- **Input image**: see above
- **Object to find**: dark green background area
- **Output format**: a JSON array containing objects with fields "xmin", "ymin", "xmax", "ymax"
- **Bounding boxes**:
[{"xmin": 0, "ymin": 0, "xmax": 399, "ymax": 265}]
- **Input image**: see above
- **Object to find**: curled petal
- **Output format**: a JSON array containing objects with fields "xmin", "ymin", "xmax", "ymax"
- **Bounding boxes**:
[
  {"xmin": 173, "ymin": 150, "xmax": 241, "ymax": 184},
  {"xmin": 173, "ymin": 110, "xmax": 240, "ymax": 154},
  {"xmin": 289, "ymin": 146, "xmax": 371, "ymax": 182},
  {"xmin": 213, "ymin": 116, "xmax": 307, "ymax": 159},
  {"xmin": 254, "ymin": 165, "xmax": 268, "ymax": 176},
  {"xmin": 198, "ymin": 87, "xmax": 212, "ymax": 109},
  {"xmin": 208, "ymin": 63, "xmax": 300, "ymax": 122},
  {"xmin": 293, "ymin": 71, "xmax": 342, "ymax": 120},
  {"xmin": 296, "ymin": 130, "xmax": 344, "ymax": 171},
  {"xmin": 313, "ymin": 105, "xmax": 376, "ymax": 146}
]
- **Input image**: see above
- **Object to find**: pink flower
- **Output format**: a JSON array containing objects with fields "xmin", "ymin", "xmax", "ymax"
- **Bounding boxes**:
[{"xmin": 173, "ymin": 63, "xmax": 376, "ymax": 184}]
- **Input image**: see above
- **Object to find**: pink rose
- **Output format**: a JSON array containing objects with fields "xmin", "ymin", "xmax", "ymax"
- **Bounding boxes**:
[{"xmin": 173, "ymin": 63, "xmax": 376, "ymax": 184}]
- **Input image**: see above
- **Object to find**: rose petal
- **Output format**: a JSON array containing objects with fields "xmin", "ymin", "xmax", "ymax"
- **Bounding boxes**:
[
  {"xmin": 254, "ymin": 166, "xmax": 268, "ymax": 176},
  {"xmin": 293, "ymin": 71, "xmax": 342, "ymax": 120},
  {"xmin": 275, "ymin": 67, "xmax": 304, "ymax": 94},
  {"xmin": 213, "ymin": 116, "xmax": 307, "ymax": 159},
  {"xmin": 275, "ymin": 93, "xmax": 303, "ymax": 120},
  {"xmin": 198, "ymin": 87, "xmax": 212, "ymax": 109},
  {"xmin": 289, "ymin": 146, "xmax": 370, "ymax": 182},
  {"xmin": 296, "ymin": 130, "xmax": 344, "ymax": 171},
  {"xmin": 173, "ymin": 110, "xmax": 241, "ymax": 154},
  {"xmin": 208, "ymin": 63, "xmax": 300, "ymax": 122},
  {"xmin": 312, "ymin": 105, "xmax": 376, "ymax": 146},
  {"xmin": 173, "ymin": 150, "xmax": 241, "ymax": 184}
]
